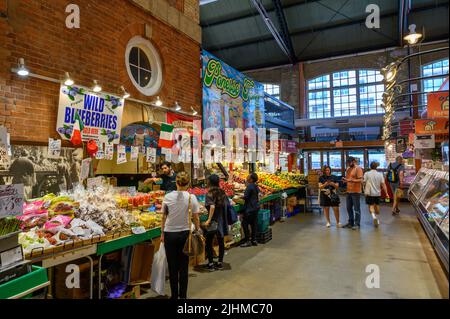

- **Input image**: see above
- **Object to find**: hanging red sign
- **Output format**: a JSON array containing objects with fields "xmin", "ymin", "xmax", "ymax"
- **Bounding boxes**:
[{"xmin": 427, "ymin": 92, "xmax": 449, "ymax": 118}]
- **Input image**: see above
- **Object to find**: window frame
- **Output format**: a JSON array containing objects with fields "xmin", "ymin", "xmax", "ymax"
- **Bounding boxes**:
[
  {"xmin": 125, "ymin": 36, "xmax": 163, "ymax": 96},
  {"xmin": 306, "ymin": 69, "xmax": 385, "ymax": 119},
  {"xmin": 263, "ymin": 83, "xmax": 281, "ymax": 99},
  {"xmin": 421, "ymin": 58, "xmax": 449, "ymax": 106}
]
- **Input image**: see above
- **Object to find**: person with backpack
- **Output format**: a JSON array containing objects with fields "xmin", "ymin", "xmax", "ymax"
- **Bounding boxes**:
[{"xmin": 387, "ymin": 156, "xmax": 405, "ymax": 215}]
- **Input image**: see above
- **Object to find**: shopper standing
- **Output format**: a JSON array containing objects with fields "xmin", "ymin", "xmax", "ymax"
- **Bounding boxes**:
[
  {"xmin": 161, "ymin": 172, "xmax": 201, "ymax": 299},
  {"xmin": 364, "ymin": 162, "xmax": 389, "ymax": 227},
  {"xmin": 342, "ymin": 157, "xmax": 364, "ymax": 230},
  {"xmin": 387, "ymin": 156, "xmax": 405, "ymax": 215},
  {"xmin": 203, "ymin": 174, "xmax": 228, "ymax": 271},
  {"xmin": 240, "ymin": 173, "xmax": 260, "ymax": 247},
  {"xmin": 319, "ymin": 165, "xmax": 341, "ymax": 228}
]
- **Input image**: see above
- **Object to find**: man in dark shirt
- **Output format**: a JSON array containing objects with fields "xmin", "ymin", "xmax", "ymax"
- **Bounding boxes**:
[
  {"xmin": 145, "ymin": 161, "xmax": 177, "ymax": 192},
  {"xmin": 240, "ymin": 173, "xmax": 260, "ymax": 247}
]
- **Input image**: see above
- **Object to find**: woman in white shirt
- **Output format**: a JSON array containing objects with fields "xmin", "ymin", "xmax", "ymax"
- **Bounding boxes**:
[
  {"xmin": 161, "ymin": 171, "xmax": 201, "ymax": 299},
  {"xmin": 363, "ymin": 162, "xmax": 389, "ymax": 227}
]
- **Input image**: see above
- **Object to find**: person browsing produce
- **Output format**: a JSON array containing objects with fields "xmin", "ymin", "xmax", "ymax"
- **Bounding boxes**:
[
  {"xmin": 160, "ymin": 171, "xmax": 201, "ymax": 299},
  {"xmin": 240, "ymin": 173, "xmax": 260, "ymax": 248}
]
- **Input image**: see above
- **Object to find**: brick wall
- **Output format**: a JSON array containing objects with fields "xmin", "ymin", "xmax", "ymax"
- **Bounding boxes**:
[{"xmin": 0, "ymin": 0, "xmax": 201, "ymax": 144}]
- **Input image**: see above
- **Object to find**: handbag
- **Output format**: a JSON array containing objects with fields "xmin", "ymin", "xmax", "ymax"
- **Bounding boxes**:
[
  {"xmin": 202, "ymin": 220, "xmax": 218, "ymax": 235},
  {"xmin": 329, "ymin": 190, "xmax": 340, "ymax": 205},
  {"xmin": 183, "ymin": 194, "xmax": 205, "ymax": 257}
]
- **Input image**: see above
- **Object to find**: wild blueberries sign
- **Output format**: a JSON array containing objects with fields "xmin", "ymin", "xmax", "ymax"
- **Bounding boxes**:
[{"xmin": 56, "ymin": 85, "xmax": 124, "ymax": 144}]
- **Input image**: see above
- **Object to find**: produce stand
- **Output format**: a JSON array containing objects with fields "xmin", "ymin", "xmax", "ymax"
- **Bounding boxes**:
[{"xmin": 0, "ymin": 265, "xmax": 49, "ymax": 299}]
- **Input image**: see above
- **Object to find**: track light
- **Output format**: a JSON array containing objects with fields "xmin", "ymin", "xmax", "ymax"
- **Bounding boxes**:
[
  {"xmin": 381, "ymin": 62, "xmax": 398, "ymax": 83},
  {"xmin": 17, "ymin": 58, "xmax": 29, "ymax": 77},
  {"xmin": 191, "ymin": 106, "xmax": 198, "ymax": 116},
  {"xmin": 64, "ymin": 72, "xmax": 74, "ymax": 86},
  {"xmin": 154, "ymin": 96, "xmax": 163, "ymax": 107},
  {"xmin": 92, "ymin": 80, "xmax": 102, "ymax": 93},
  {"xmin": 174, "ymin": 101, "xmax": 182, "ymax": 111},
  {"xmin": 404, "ymin": 24, "xmax": 422, "ymax": 45},
  {"xmin": 120, "ymin": 86, "xmax": 130, "ymax": 99}
]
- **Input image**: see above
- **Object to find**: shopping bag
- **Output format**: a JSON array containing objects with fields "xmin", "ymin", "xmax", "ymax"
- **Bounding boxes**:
[{"xmin": 150, "ymin": 244, "xmax": 168, "ymax": 295}]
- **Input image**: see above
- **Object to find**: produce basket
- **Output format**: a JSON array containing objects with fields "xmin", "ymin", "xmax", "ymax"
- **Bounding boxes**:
[
  {"xmin": 257, "ymin": 209, "xmax": 271, "ymax": 233},
  {"xmin": 0, "ymin": 265, "xmax": 49, "ymax": 299}
]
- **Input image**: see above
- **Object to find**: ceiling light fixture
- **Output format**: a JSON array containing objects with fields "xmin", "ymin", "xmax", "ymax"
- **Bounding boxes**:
[
  {"xmin": 381, "ymin": 62, "xmax": 398, "ymax": 83},
  {"xmin": 17, "ymin": 58, "xmax": 29, "ymax": 77},
  {"xmin": 120, "ymin": 86, "xmax": 130, "ymax": 99},
  {"xmin": 174, "ymin": 101, "xmax": 182, "ymax": 111},
  {"xmin": 64, "ymin": 72, "xmax": 74, "ymax": 86},
  {"xmin": 191, "ymin": 106, "xmax": 198, "ymax": 116},
  {"xmin": 92, "ymin": 80, "xmax": 102, "ymax": 93},
  {"xmin": 404, "ymin": 24, "xmax": 423, "ymax": 45},
  {"xmin": 154, "ymin": 96, "xmax": 163, "ymax": 107}
]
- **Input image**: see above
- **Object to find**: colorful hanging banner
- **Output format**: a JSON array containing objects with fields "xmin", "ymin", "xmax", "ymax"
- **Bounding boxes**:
[
  {"xmin": 415, "ymin": 118, "xmax": 449, "ymax": 134},
  {"xmin": 201, "ymin": 50, "xmax": 265, "ymax": 131},
  {"xmin": 56, "ymin": 85, "xmax": 124, "ymax": 144}
]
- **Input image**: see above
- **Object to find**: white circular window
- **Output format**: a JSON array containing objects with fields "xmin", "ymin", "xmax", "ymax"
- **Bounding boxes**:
[{"xmin": 125, "ymin": 36, "xmax": 163, "ymax": 96}]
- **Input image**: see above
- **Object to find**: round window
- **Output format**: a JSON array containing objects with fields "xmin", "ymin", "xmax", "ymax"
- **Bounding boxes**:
[{"xmin": 125, "ymin": 36, "xmax": 163, "ymax": 96}]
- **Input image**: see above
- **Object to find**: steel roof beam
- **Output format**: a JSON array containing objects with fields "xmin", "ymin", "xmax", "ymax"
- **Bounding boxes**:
[
  {"xmin": 250, "ymin": 0, "xmax": 296, "ymax": 63},
  {"xmin": 271, "ymin": 0, "xmax": 297, "ymax": 63}
]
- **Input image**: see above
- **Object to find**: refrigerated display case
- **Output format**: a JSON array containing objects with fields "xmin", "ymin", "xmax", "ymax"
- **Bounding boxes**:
[
  {"xmin": 408, "ymin": 168, "xmax": 436, "ymax": 206},
  {"xmin": 408, "ymin": 169, "xmax": 449, "ymax": 273}
]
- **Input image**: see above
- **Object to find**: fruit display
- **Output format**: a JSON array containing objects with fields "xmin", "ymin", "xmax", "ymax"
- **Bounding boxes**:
[
  {"xmin": 219, "ymin": 180, "xmax": 234, "ymax": 197},
  {"xmin": 276, "ymin": 172, "xmax": 307, "ymax": 186},
  {"xmin": 257, "ymin": 173, "xmax": 296, "ymax": 190},
  {"xmin": 188, "ymin": 187, "xmax": 208, "ymax": 196}
]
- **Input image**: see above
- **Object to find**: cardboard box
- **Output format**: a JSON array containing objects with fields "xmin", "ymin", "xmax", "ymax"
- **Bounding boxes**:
[
  {"xmin": 53, "ymin": 259, "xmax": 96, "ymax": 299},
  {"xmin": 128, "ymin": 242, "xmax": 155, "ymax": 285}
]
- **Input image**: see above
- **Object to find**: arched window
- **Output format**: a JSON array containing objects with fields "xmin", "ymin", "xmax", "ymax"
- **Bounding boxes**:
[
  {"xmin": 307, "ymin": 69, "xmax": 384, "ymax": 119},
  {"xmin": 421, "ymin": 58, "xmax": 449, "ymax": 105}
]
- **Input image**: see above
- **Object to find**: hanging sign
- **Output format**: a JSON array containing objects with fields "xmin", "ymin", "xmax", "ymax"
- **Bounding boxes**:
[
  {"xmin": 56, "ymin": 85, "xmax": 124, "ymax": 144},
  {"xmin": 96, "ymin": 143, "xmax": 105, "ymax": 160},
  {"xmin": 202, "ymin": 50, "xmax": 265, "ymax": 131},
  {"xmin": 427, "ymin": 91, "xmax": 449, "ymax": 118},
  {"xmin": 0, "ymin": 184, "xmax": 24, "ymax": 218},
  {"xmin": 105, "ymin": 143, "xmax": 114, "ymax": 160},
  {"xmin": 47, "ymin": 138, "xmax": 62, "ymax": 159},
  {"xmin": 80, "ymin": 158, "xmax": 92, "ymax": 181},
  {"xmin": 130, "ymin": 146, "xmax": 139, "ymax": 161},
  {"xmin": 146, "ymin": 147, "xmax": 157, "ymax": 163},
  {"xmin": 415, "ymin": 118, "xmax": 449, "ymax": 134},
  {"xmin": 414, "ymin": 134, "xmax": 435, "ymax": 149},
  {"xmin": 117, "ymin": 145, "xmax": 127, "ymax": 164}
]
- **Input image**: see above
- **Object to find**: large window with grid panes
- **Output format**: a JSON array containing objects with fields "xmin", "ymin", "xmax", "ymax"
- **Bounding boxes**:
[
  {"xmin": 421, "ymin": 58, "xmax": 449, "ymax": 106},
  {"xmin": 307, "ymin": 70, "xmax": 385, "ymax": 119},
  {"xmin": 263, "ymin": 83, "xmax": 280, "ymax": 99}
]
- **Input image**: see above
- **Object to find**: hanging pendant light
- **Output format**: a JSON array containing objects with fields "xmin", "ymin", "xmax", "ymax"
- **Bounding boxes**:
[
  {"xmin": 404, "ymin": 24, "xmax": 423, "ymax": 45},
  {"xmin": 191, "ymin": 106, "xmax": 198, "ymax": 116},
  {"xmin": 17, "ymin": 58, "xmax": 29, "ymax": 77},
  {"xmin": 64, "ymin": 72, "xmax": 74, "ymax": 86},
  {"xmin": 120, "ymin": 86, "xmax": 130, "ymax": 99},
  {"xmin": 92, "ymin": 80, "xmax": 102, "ymax": 93}
]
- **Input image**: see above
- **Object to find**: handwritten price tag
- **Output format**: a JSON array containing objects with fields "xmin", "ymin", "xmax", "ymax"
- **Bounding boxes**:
[{"xmin": 0, "ymin": 184, "xmax": 24, "ymax": 218}]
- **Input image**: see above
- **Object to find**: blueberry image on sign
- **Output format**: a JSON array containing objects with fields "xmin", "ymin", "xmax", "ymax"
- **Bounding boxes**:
[
  {"xmin": 101, "ymin": 129, "xmax": 117, "ymax": 143},
  {"xmin": 57, "ymin": 125, "xmax": 73, "ymax": 139},
  {"xmin": 63, "ymin": 86, "xmax": 85, "ymax": 101},
  {"xmin": 105, "ymin": 95, "xmax": 122, "ymax": 109}
]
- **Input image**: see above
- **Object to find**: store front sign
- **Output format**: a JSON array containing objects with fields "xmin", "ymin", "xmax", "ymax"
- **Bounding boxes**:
[
  {"xmin": 279, "ymin": 140, "xmax": 297, "ymax": 153},
  {"xmin": 415, "ymin": 118, "xmax": 449, "ymax": 135},
  {"xmin": 202, "ymin": 50, "xmax": 265, "ymax": 131},
  {"xmin": 414, "ymin": 134, "xmax": 435, "ymax": 149},
  {"xmin": 56, "ymin": 85, "xmax": 124, "ymax": 144},
  {"xmin": 427, "ymin": 92, "xmax": 449, "ymax": 118}
]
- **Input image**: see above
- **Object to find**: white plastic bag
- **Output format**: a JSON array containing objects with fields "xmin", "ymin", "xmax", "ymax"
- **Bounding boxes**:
[{"xmin": 150, "ymin": 244, "xmax": 168, "ymax": 296}]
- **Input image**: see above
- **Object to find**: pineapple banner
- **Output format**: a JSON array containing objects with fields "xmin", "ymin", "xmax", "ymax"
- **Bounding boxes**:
[{"xmin": 201, "ymin": 50, "xmax": 265, "ymax": 133}]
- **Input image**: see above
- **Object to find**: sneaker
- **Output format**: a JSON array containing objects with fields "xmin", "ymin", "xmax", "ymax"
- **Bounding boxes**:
[
  {"xmin": 343, "ymin": 223, "xmax": 353, "ymax": 229},
  {"xmin": 240, "ymin": 241, "xmax": 252, "ymax": 248},
  {"xmin": 336, "ymin": 223, "xmax": 343, "ymax": 228},
  {"xmin": 374, "ymin": 218, "xmax": 380, "ymax": 227},
  {"xmin": 352, "ymin": 225, "xmax": 360, "ymax": 230},
  {"xmin": 251, "ymin": 241, "xmax": 258, "ymax": 246},
  {"xmin": 214, "ymin": 262, "xmax": 224, "ymax": 270},
  {"xmin": 206, "ymin": 263, "xmax": 216, "ymax": 272},
  {"xmin": 326, "ymin": 222, "xmax": 331, "ymax": 228}
]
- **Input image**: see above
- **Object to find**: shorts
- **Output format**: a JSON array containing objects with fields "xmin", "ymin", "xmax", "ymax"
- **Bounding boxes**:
[
  {"xmin": 390, "ymin": 183, "xmax": 404, "ymax": 197},
  {"xmin": 365, "ymin": 196, "xmax": 380, "ymax": 205},
  {"xmin": 320, "ymin": 193, "xmax": 339, "ymax": 207}
]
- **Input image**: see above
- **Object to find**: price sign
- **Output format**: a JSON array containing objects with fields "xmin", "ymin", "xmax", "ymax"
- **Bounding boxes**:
[
  {"xmin": 96, "ymin": 143, "xmax": 105, "ymax": 160},
  {"xmin": 48, "ymin": 138, "xmax": 61, "ymax": 158},
  {"xmin": 117, "ymin": 145, "xmax": 127, "ymax": 164},
  {"xmin": 130, "ymin": 146, "xmax": 139, "ymax": 162},
  {"xmin": 105, "ymin": 143, "xmax": 114, "ymax": 160},
  {"xmin": 0, "ymin": 184, "xmax": 24, "ymax": 218},
  {"xmin": 80, "ymin": 158, "xmax": 91, "ymax": 181},
  {"xmin": 146, "ymin": 147, "xmax": 157, "ymax": 163}
]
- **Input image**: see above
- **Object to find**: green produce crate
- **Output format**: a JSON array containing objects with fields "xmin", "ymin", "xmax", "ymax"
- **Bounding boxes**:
[
  {"xmin": 0, "ymin": 266, "xmax": 48, "ymax": 299},
  {"xmin": 257, "ymin": 209, "xmax": 271, "ymax": 232}
]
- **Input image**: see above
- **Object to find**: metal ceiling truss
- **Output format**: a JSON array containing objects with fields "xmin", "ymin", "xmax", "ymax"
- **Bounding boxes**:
[
  {"xmin": 250, "ymin": 0, "xmax": 296, "ymax": 63},
  {"xmin": 205, "ymin": 2, "xmax": 448, "ymax": 53},
  {"xmin": 271, "ymin": 0, "xmax": 297, "ymax": 63}
]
